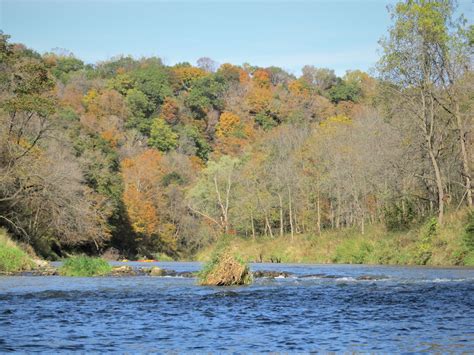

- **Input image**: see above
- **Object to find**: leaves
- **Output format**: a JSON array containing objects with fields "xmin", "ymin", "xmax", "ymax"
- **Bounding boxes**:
[
  {"xmin": 149, "ymin": 118, "xmax": 179, "ymax": 152},
  {"xmin": 216, "ymin": 111, "xmax": 241, "ymax": 138}
]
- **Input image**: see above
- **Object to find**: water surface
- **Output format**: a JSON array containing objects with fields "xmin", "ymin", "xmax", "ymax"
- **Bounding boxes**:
[{"xmin": 1, "ymin": 263, "xmax": 473, "ymax": 352}]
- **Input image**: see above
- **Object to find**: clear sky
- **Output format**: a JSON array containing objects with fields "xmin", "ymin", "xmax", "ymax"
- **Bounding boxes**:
[{"xmin": 0, "ymin": 0, "xmax": 472, "ymax": 76}]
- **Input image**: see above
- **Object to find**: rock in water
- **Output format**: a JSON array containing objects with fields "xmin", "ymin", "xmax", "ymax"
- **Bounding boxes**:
[
  {"xmin": 150, "ymin": 266, "xmax": 165, "ymax": 276},
  {"xmin": 112, "ymin": 265, "xmax": 134, "ymax": 275},
  {"xmin": 199, "ymin": 252, "xmax": 252, "ymax": 286},
  {"xmin": 252, "ymin": 270, "xmax": 293, "ymax": 278}
]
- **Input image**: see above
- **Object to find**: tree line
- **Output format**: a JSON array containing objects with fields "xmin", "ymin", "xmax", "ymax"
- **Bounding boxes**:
[{"xmin": 0, "ymin": 0, "xmax": 472, "ymax": 259}]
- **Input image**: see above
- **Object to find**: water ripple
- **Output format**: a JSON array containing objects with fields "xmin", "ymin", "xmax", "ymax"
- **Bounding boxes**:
[{"xmin": 0, "ymin": 264, "xmax": 473, "ymax": 352}]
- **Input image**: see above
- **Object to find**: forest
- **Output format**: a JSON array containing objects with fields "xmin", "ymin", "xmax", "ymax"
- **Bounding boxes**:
[{"xmin": 0, "ymin": 1, "xmax": 473, "ymax": 262}]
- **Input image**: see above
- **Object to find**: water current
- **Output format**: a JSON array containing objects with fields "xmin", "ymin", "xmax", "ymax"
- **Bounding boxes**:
[{"xmin": 0, "ymin": 262, "xmax": 473, "ymax": 352}]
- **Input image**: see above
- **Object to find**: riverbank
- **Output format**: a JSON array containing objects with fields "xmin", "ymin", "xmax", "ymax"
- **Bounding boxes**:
[
  {"xmin": 2, "ymin": 209, "xmax": 473, "ymax": 272},
  {"xmin": 0, "ymin": 228, "xmax": 34, "ymax": 273},
  {"xmin": 196, "ymin": 210, "xmax": 474, "ymax": 267}
]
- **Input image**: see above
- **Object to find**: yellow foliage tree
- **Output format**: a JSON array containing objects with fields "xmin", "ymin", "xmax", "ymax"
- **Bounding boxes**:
[
  {"xmin": 216, "ymin": 111, "xmax": 241, "ymax": 138},
  {"xmin": 172, "ymin": 66, "xmax": 208, "ymax": 90},
  {"xmin": 288, "ymin": 79, "xmax": 311, "ymax": 97},
  {"xmin": 246, "ymin": 87, "xmax": 272, "ymax": 114},
  {"xmin": 123, "ymin": 186, "xmax": 159, "ymax": 235}
]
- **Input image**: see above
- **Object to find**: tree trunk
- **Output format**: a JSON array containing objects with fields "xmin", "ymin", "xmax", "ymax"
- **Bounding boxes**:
[
  {"xmin": 250, "ymin": 211, "xmax": 256, "ymax": 240},
  {"xmin": 265, "ymin": 214, "xmax": 274, "ymax": 238},
  {"xmin": 316, "ymin": 193, "xmax": 321, "ymax": 236},
  {"xmin": 278, "ymin": 193, "xmax": 284, "ymax": 237},
  {"xmin": 428, "ymin": 141, "xmax": 444, "ymax": 224},
  {"xmin": 422, "ymin": 89, "xmax": 445, "ymax": 225},
  {"xmin": 287, "ymin": 185, "xmax": 294, "ymax": 241},
  {"xmin": 213, "ymin": 175, "xmax": 230, "ymax": 233},
  {"xmin": 330, "ymin": 200, "xmax": 334, "ymax": 229},
  {"xmin": 455, "ymin": 103, "xmax": 472, "ymax": 207}
]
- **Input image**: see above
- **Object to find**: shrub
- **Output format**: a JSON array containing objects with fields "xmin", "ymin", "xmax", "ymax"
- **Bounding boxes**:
[
  {"xmin": 328, "ymin": 80, "xmax": 361, "ymax": 103},
  {"xmin": 0, "ymin": 230, "xmax": 32, "ymax": 273},
  {"xmin": 59, "ymin": 256, "xmax": 112, "ymax": 276},
  {"xmin": 455, "ymin": 210, "xmax": 474, "ymax": 266},
  {"xmin": 463, "ymin": 210, "xmax": 474, "ymax": 251},
  {"xmin": 255, "ymin": 112, "xmax": 277, "ymax": 130},
  {"xmin": 199, "ymin": 247, "xmax": 252, "ymax": 286},
  {"xmin": 413, "ymin": 217, "xmax": 437, "ymax": 265},
  {"xmin": 383, "ymin": 199, "xmax": 417, "ymax": 231},
  {"xmin": 464, "ymin": 251, "xmax": 474, "ymax": 266},
  {"xmin": 332, "ymin": 238, "xmax": 374, "ymax": 264},
  {"xmin": 149, "ymin": 118, "xmax": 178, "ymax": 152}
]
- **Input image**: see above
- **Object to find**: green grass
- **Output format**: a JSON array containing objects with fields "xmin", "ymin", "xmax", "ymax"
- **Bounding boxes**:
[
  {"xmin": 0, "ymin": 229, "xmax": 33, "ymax": 273},
  {"xmin": 196, "ymin": 208, "xmax": 474, "ymax": 267},
  {"xmin": 333, "ymin": 238, "xmax": 374, "ymax": 264},
  {"xmin": 464, "ymin": 251, "xmax": 474, "ymax": 266},
  {"xmin": 59, "ymin": 256, "xmax": 112, "ymax": 276}
]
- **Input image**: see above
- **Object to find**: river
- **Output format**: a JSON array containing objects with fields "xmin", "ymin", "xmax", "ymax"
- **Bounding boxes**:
[{"xmin": 0, "ymin": 262, "xmax": 473, "ymax": 352}]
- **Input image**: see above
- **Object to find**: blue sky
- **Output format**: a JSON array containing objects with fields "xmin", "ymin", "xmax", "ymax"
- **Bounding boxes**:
[{"xmin": 1, "ymin": 0, "xmax": 472, "ymax": 75}]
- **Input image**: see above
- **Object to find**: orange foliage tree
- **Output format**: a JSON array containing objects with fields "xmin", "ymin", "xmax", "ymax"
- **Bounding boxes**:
[
  {"xmin": 122, "ymin": 149, "xmax": 176, "ymax": 254},
  {"xmin": 160, "ymin": 97, "xmax": 179, "ymax": 124},
  {"xmin": 252, "ymin": 69, "xmax": 270, "ymax": 88}
]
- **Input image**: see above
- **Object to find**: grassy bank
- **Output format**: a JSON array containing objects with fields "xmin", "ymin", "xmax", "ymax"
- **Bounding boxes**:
[
  {"xmin": 196, "ymin": 209, "xmax": 474, "ymax": 267},
  {"xmin": 59, "ymin": 256, "xmax": 112, "ymax": 276},
  {"xmin": 0, "ymin": 228, "xmax": 33, "ymax": 273}
]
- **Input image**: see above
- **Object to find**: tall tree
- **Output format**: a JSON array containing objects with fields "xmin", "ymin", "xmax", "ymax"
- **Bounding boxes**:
[
  {"xmin": 378, "ymin": 0, "xmax": 470, "ymax": 223},
  {"xmin": 187, "ymin": 156, "xmax": 240, "ymax": 234}
]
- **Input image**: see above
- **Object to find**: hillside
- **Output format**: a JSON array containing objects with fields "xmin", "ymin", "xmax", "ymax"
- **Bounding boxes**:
[{"xmin": 0, "ymin": 1, "xmax": 472, "ymax": 262}]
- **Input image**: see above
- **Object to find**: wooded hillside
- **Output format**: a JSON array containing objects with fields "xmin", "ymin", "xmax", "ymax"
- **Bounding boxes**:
[{"xmin": 0, "ymin": 1, "xmax": 472, "ymax": 259}]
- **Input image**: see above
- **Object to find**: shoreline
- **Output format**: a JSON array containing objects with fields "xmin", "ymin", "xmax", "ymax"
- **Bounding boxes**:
[{"xmin": 1, "ymin": 261, "xmax": 473, "ymax": 278}]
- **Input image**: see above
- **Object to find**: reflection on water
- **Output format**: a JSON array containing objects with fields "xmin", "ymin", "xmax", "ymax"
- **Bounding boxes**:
[{"xmin": 0, "ymin": 263, "xmax": 473, "ymax": 352}]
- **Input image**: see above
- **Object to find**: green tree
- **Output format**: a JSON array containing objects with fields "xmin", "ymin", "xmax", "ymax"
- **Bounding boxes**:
[
  {"xmin": 178, "ymin": 125, "xmax": 212, "ymax": 160},
  {"xmin": 188, "ymin": 156, "xmax": 240, "ymax": 234},
  {"xmin": 378, "ymin": 0, "xmax": 471, "ymax": 223},
  {"xmin": 125, "ymin": 88, "xmax": 154, "ymax": 133},
  {"xmin": 95, "ymin": 56, "xmax": 138, "ymax": 78},
  {"xmin": 126, "ymin": 88, "xmax": 152, "ymax": 116},
  {"xmin": 109, "ymin": 62, "xmax": 172, "ymax": 109},
  {"xmin": 131, "ymin": 65, "xmax": 172, "ymax": 107},
  {"xmin": 149, "ymin": 118, "xmax": 178, "ymax": 152},
  {"xmin": 328, "ymin": 78, "xmax": 361, "ymax": 103},
  {"xmin": 185, "ymin": 75, "xmax": 225, "ymax": 119},
  {"xmin": 47, "ymin": 54, "xmax": 84, "ymax": 83}
]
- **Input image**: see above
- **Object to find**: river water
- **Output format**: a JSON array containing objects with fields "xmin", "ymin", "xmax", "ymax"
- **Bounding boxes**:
[{"xmin": 0, "ymin": 262, "xmax": 473, "ymax": 352}]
